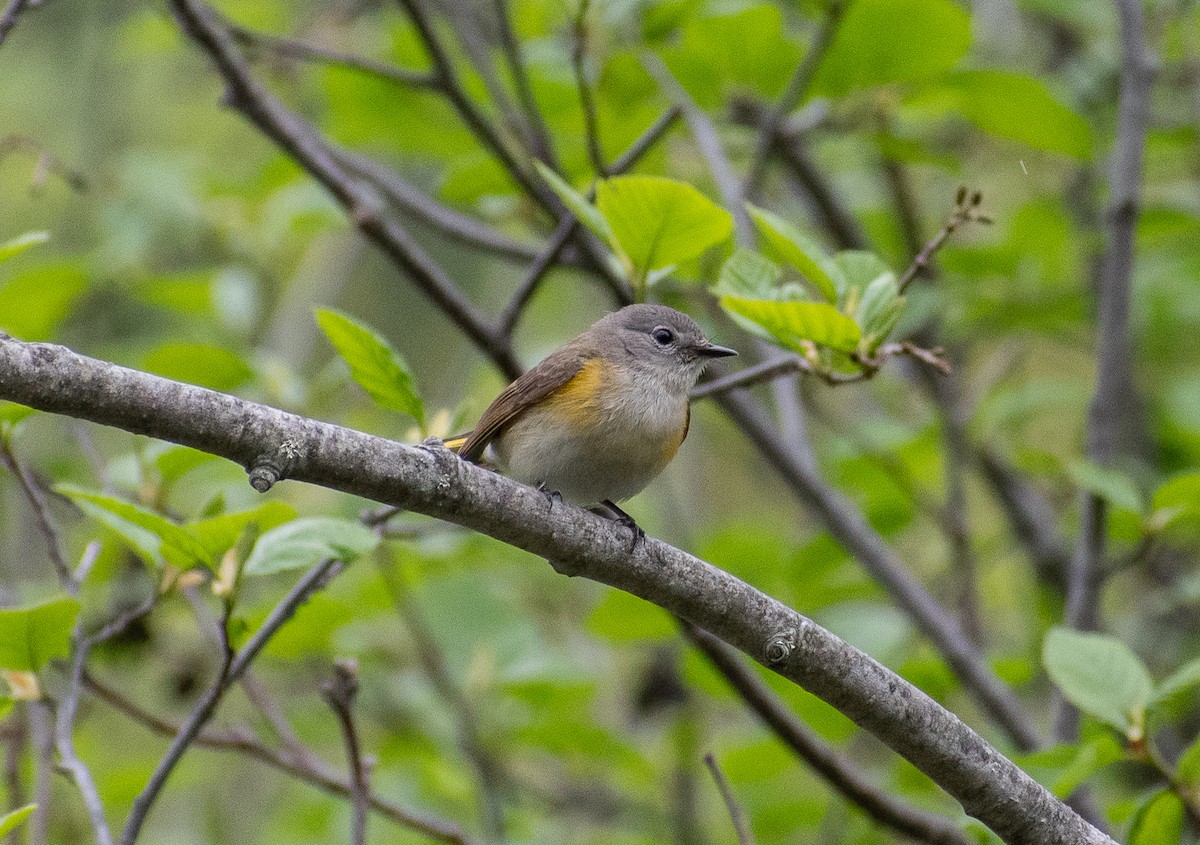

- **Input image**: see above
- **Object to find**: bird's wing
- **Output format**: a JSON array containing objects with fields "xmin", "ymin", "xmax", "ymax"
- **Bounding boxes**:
[{"xmin": 451, "ymin": 349, "xmax": 588, "ymax": 462}]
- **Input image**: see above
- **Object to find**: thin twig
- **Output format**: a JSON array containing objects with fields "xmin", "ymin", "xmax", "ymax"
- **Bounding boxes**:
[
  {"xmin": 53, "ymin": 639, "xmax": 115, "ymax": 845},
  {"xmin": 83, "ymin": 673, "xmax": 477, "ymax": 844},
  {"xmin": 116, "ymin": 557, "xmax": 344, "ymax": 845},
  {"xmin": 375, "ymin": 558, "xmax": 507, "ymax": 840},
  {"xmin": 571, "ymin": 0, "xmax": 606, "ymax": 177},
  {"xmin": 897, "ymin": 188, "xmax": 991, "ymax": 294},
  {"xmin": 394, "ymin": 0, "xmax": 548, "ymax": 206},
  {"xmin": 642, "ymin": 52, "xmax": 750, "ymax": 245},
  {"xmin": 687, "ymin": 626, "xmax": 971, "ymax": 845},
  {"xmin": 741, "ymin": 3, "xmax": 845, "ymax": 201},
  {"xmin": 0, "ymin": 441, "xmax": 76, "ymax": 595},
  {"xmin": 168, "ymin": 0, "xmax": 521, "ymax": 379},
  {"xmin": 703, "ymin": 753, "xmax": 756, "ymax": 845},
  {"xmin": 228, "ymin": 22, "xmax": 438, "ymax": 87},
  {"xmin": 2, "ymin": 715, "xmax": 28, "ymax": 845},
  {"xmin": 26, "ymin": 703, "xmax": 51, "ymax": 845},
  {"xmin": 0, "ymin": 135, "xmax": 88, "ymax": 193},
  {"xmin": 691, "ymin": 343, "xmax": 950, "ymax": 399},
  {"xmin": 334, "ymin": 149, "xmax": 547, "ymax": 265},
  {"xmin": 1058, "ymin": 0, "xmax": 1154, "ymax": 741},
  {"xmin": 977, "ymin": 449, "xmax": 1069, "ymax": 587},
  {"xmin": 490, "ymin": 0, "xmax": 557, "ymax": 164},
  {"xmin": 0, "ymin": 0, "xmax": 33, "ymax": 47},
  {"xmin": 321, "ymin": 660, "xmax": 369, "ymax": 845},
  {"xmin": 498, "ymin": 107, "xmax": 680, "ymax": 334}
]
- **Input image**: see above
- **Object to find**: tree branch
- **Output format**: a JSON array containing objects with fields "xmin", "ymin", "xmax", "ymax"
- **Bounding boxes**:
[
  {"xmin": 741, "ymin": 3, "xmax": 845, "ymax": 201},
  {"xmin": 1057, "ymin": 0, "xmax": 1153, "ymax": 740},
  {"xmin": 0, "ymin": 0, "xmax": 33, "ymax": 46},
  {"xmin": 82, "ymin": 673, "xmax": 478, "ymax": 844},
  {"xmin": 228, "ymin": 22, "xmax": 438, "ymax": 88},
  {"xmin": 321, "ymin": 660, "xmax": 369, "ymax": 845},
  {"xmin": 0, "ymin": 440, "xmax": 76, "ymax": 595},
  {"xmin": 0, "ymin": 336, "xmax": 1113, "ymax": 845},
  {"xmin": 116, "ymin": 556, "xmax": 344, "ymax": 845},
  {"xmin": 687, "ymin": 626, "xmax": 969, "ymax": 845},
  {"xmin": 168, "ymin": 0, "xmax": 522, "ymax": 380},
  {"xmin": 702, "ymin": 753, "xmax": 756, "ymax": 845}
]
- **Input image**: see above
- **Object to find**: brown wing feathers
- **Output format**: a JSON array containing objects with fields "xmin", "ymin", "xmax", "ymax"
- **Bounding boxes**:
[{"xmin": 451, "ymin": 348, "xmax": 588, "ymax": 462}]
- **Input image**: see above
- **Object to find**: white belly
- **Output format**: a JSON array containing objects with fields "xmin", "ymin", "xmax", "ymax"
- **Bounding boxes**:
[{"xmin": 491, "ymin": 385, "xmax": 687, "ymax": 506}]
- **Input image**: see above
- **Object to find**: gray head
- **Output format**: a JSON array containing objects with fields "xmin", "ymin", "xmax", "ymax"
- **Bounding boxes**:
[{"xmin": 588, "ymin": 304, "xmax": 737, "ymax": 391}]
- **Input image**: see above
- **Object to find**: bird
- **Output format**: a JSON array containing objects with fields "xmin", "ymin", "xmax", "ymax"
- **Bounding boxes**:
[{"xmin": 444, "ymin": 304, "xmax": 736, "ymax": 544}]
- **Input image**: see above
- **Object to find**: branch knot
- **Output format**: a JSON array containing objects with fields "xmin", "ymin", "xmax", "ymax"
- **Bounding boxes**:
[
  {"xmin": 764, "ymin": 627, "xmax": 799, "ymax": 665},
  {"xmin": 248, "ymin": 439, "xmax": 302, "ymax": 493}
]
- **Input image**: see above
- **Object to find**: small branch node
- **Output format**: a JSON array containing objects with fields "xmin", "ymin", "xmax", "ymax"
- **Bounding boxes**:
[
  {"xmin": 764, "ymin": 628, "xmax": 798, "ymax": 664},
  {"xmin": 247, "ymin": 439, "xmax": 301, "ymax": 493}
]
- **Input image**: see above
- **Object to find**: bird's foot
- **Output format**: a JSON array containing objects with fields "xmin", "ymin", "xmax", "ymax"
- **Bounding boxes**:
[
  {"xmin": 600, "ymin": 499, "xmax": 645, "ymax": 552},
  {"xmin": 537, "ymin": 483, "xmax": 563, "ymax": 514}
]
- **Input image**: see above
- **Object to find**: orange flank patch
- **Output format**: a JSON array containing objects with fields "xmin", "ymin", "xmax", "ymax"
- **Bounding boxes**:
[{"xmin": 541, "ymin": 358, "xmax": 609, "ymax": 427}]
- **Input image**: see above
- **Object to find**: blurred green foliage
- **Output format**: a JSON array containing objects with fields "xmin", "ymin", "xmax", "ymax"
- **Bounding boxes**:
[{"xmin": 2, "ymin": 0, "xmax": 1200, "ymax": 843}]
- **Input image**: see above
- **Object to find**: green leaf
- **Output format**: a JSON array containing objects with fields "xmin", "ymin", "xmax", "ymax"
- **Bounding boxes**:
[
  {"xmin": 1017, "ymin": 736, "xmax": 1124, "ymax": 799},
  {"xmin": 1068, "ymin": 460, "xmax": 1143, "ymax": 513},
  {"xmin": 0, "ymin": 598, "xmax": 80, "ymax": 672},
  {"xmin": 141, "ymin": 342, "xmax": 254, "ymax": 392},
  {"xmin": 928, "ymin": 70, "xmax": 1093, "ymax": 159},
  {"xmin": 813, "ymin": 0, "xmax": 971, "ymax": 97},
  {"xmin": 586, "ymin": 590, "xmax": 675, "ymax": 641},
  {"xmin": 0, "ymin": 805, "xmax": 37, "ymax": 839},
  {"xmin": 1128, "ymin": 790, "xmax": 1184, "ymax": 845},
  {"xmin": 0, "ymin": 402, "xmax": 35, "ymax": 430},
  {"xmin": 533, "ymin": 161, "xmax": 615, "ymax": 249},
  {"xmin": 1176, "ymin": 735, "xmax": 1200, "ymax": 788},
  {"xmin": 243, "ymin": 517, "xmax": 379, "ymax": 576},
  {"xmin": 1042, "ymin": 627, "xmax": 1153, "ymax": 735},
  {"xmin": 1150, "ymin": 472, "xmax": 1200, "ymax": 529},
  {"xmin": 746, "ymin": 205, "xmax": 842, "ymax": 303},
  {"xmin": 721, "ymin": 297, "xmax": 862, "ymax": 353},
  {"xmin": 0, "ymin": 232, "xmax": 49, "ymax": 264},
  {"xmin": 315, "ymin": 309, "xmax": 424, "ymax": 427},
  {"xmin": 1151, "ymin": 656, "xmax": 1200, "ymax": 707},
  {"xmin": 713, "ymin": 249, "xmax": 783, "ymax": 298},
  {"xmin": 0, "ymin": 261, "xmax": 88, "ymax": 341},
  {"xmin": 186, "ymin": 501, "xmax": 298, "ymax": 563},
  {"xmin": 596, "ymin": 176, "xmax": 734, "ymax": 275},
  {"xmin": 57, "ymin": 485, "xmax": 212, "ymax": 570}
]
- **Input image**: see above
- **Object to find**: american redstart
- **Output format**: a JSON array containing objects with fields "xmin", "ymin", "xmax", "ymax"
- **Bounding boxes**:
[{"xmin": 445, "ymin": 304, "xmax": 736, "ymax": 540}]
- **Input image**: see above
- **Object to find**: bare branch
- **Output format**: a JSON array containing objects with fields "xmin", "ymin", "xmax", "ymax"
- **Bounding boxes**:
[
  {"xmin": 167, "ymin": 0, "xmax": 521, "ymax": 379},
  {"xmin": 116, "ymin": 556, "xmax": 344, "ymax": 845},
  {"xmin": 703, "ymin": 753, "xmax": 756, "ymax": 845},
  {"xmin": 1058, "ymin": 0, "xmax": 1154, "ymax": 740},
  {"xmin": 228, "ymin": 22, "xmax": 438, "ymax": 88},
  {"xmin": 0, "ymin": 335, "xmax": 1113, "ymax": 845},
  {"xmin": 977, "ymin": 449, "xmax": 1069, "ymax": 588},
  {"xmin": 712, "ymin": 390, "xmax": 1043, "ymax": 753},
  {"xmin": 0, "ymin": 0, "xmax": 33, "ymax": 47},
  {"xmin": 375, "ymin": 559, "xmax": 507, "ymax": 840},
  {"xmin": 687, "ymin": 626, "xmax": 971, "ymax": 845},
  {"xmin": 394, "ymin": 0, "xmax": 548, "ymax": 206},
  {"xmin": 490, "ymin": 0, "xmax": 557, "ymax": 164},
  {"xmin": 571, "ymin": 0, "xmax": 606, "ymax": 177},
  {"xmin": 499, "ymin": 108, "xmax": 680, "ymax": 334},
  {"xmin": 0, "ymin": 440, "xmax": 76, "ymax": 595},
  {"xmin": 82, "ymin": 673, "xmax": 479, "ymax": 844},
  {"xmin": 321, "ymin": 660, "xmax": 369, "ymax": 845},
  {"xmin": 741, "ymin": 3, "xmax": 845, "ymax": 201},
  {"xmin": 334, "ymin": 149, "xmax": 547, "ymax": 265},
  {"xmin": 897, "ymin": 188, "xmax": 992, "ymax": 295}
]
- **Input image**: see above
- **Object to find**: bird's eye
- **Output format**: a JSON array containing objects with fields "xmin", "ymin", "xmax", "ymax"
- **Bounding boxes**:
[{"xmin": 651, "ymin": 327, "xmax": 674, "ymax": 345}]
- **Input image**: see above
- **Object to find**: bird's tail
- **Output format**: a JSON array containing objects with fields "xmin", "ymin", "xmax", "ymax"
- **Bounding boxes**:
[{"xmin": 441, "ymin": 432, "xmax": 471, "ymax": 454}]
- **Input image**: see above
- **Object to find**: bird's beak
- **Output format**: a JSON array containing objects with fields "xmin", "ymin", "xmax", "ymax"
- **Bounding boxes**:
[{"xmin": 696, "ymin": 343, "xmax": 737, "ymax": 358}]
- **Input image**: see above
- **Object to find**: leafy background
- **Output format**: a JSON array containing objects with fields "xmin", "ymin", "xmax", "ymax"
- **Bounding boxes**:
[{"xmin": 2, "ymin": 0, "xmax": 1200, "ymax": 843}]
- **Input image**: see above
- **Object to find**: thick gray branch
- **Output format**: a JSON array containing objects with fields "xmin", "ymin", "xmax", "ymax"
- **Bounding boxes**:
[{"xmin": 0, "ymin": 335, "xmax": 1113, "ymax": 845}]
